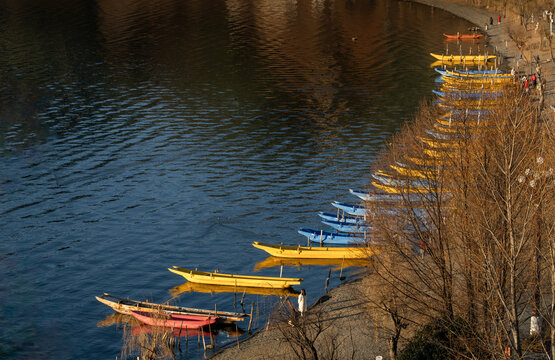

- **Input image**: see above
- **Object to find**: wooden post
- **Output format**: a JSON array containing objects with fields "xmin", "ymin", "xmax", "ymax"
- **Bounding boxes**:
[
  {"xmin": 240, "ymin": 288, "xmax": 246, "ymax": 309},
  {"xmin": 248, "ymin": 302, "xmax": 254, "ymax": 334},
  {"xmin": 325, "ymin": 269, "xmax": 331, "ymax": 293},
  {"xmin": 236, "ymin": 324, "xmax": 241, "ymax": 349},
  {"xmin": 339, "ymin": 256, "xmax": 345, "ymax": 280}
]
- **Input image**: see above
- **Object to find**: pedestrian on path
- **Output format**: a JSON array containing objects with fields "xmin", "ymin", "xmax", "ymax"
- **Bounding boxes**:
[
  {"xmin": 490, "ymin": 17, "xmax": 493, "ymax": 25},
  {"xmin": 498, "ymin": 15, "xmax": 501, "ymax": 24}
]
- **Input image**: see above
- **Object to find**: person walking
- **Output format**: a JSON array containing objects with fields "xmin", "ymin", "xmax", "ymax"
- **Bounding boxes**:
[
  {"xmin": 490, "ymin": 17, "xmax": 493, "ymax": 25},
  {"xmin": 298, "ymin": 289, "xmax": 307, "ymax": 316},
  {"xmin": 498, "ymin": 15, "xmax": 501, "ymax": 24}
]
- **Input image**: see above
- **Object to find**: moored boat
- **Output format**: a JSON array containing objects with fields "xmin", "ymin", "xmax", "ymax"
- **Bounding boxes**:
[
  {"xmin": 169, "ymin": 266, "xmax": 303, "ymax": 288},
  {"xmin": 252, "ymin": 241, "xmax": 371, "ymax": 259},
  {"xmin": 298, "ymin": 228, "xmax": 366, "ymax": 245},
  {"xmin": 331, "ymin": 201, "xmax": 366, "ymax": 216},
  {"xmin": 95, "ymin": 293, "xmax": 246, "ymax": 323},
  {"xmin": 318, "ymin": 211, "xmax": 364, "ymax": 224},
  {"xmin": 430, "ymin": 53, "xmax": 496, "ymax": 62},
  {"xmin": 130, "ymin": 310, "xmax": 218, "ymax": 329},
  {"xmin": 443, "ymin": 33, "xmax": 484, "ymax": 39},
  {"xmin": 322, "ymin": 219, "xmax": 372, "ymax": 233}
]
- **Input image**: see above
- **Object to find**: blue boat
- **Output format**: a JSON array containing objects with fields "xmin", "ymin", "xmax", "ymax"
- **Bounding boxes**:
[
  {"xmin": 318, "ymin": 211, "xmax": 364, "ymax": 225},
  {"xmin": 432, "ymin": 89, "xmax": 503, "ymax": 100},
  {"xmin": 331, "ymin": 201, "xmax": 366, "ymax": 217},
  {"xmin": 434, "ymin": 68, "xmax": 506, "ymax": 77},
  {"xmin": 322, "ymin": 219, "xmax": 372, "ymax": 234},
  {"xmin": 348, "ymin": 189, "xmax": 404, "ymax": 202},
  {"xmin": 298, "ymin": 228, "xmax": 365, "ymax": 245}
]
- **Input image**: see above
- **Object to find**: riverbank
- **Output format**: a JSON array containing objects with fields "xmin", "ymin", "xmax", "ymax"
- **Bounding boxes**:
[
  {"xmin": 412, "ymin": 0, "xmax": 555, "ymax": 106},
  {"xmin": 210, "ymin": 278, "xmax": 390, "ymax": 360},
  {"xmin": 209, "ymin": 2, "xmax": 554, "ymax": 359}
]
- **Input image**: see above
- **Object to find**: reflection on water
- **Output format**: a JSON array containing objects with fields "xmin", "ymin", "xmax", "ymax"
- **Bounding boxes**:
[
  {"xmin": 254, "ymin": 255, "xmax": 369, "ymax": 271},
  {"xmin": 0, "ymin": 0, "xmax": 484, "ymax": 358},
  {"xmin": 170, "ymin": 281, "xmax": 301, "ymax": 298}
]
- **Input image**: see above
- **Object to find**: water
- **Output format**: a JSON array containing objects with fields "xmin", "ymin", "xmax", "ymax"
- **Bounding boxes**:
[{"xmin": 0, "ymin": 0, "xmax": 482, "ymax": 358}]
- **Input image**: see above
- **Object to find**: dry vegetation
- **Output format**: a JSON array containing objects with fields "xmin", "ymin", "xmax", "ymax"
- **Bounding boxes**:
[{"xmin": 360, "ymin": 85, "xmax": 554, "ymax": 359}]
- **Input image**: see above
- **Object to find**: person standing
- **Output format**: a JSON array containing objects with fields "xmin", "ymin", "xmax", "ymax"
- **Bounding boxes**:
[
  {"xmin": 490, "ymin": 17, "xmax": 493, "ymax": 25},
  {"xmin": 298, "ymin": 289, "xmax": 307, "ymax": 316},
  {"xmin": 498, "ymin": 15, "xmax": 501, "ymax": 24}
]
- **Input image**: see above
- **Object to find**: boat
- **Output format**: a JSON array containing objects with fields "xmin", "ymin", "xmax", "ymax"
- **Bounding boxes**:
[
  {"xmin": 430, "ymin": 53, "xmax": 496, "ymax": 62},
  {"xmin": 390, "ymin": 163, "xmax": 439, "ymax": 178},
  {"xmin": 170, "ymin": 281, "xmax": 300, "ymax": 297},
  {"xmin": 95, "ymin": 293, "xmax": 246, "ymax": 323},
  {"xmin": 443, "ymin": 33, "xmax": 484, "ymax": 39},
  {"xmin": 298, "ymin": 228, "xmax": 366, "ymax": 245},
  {"xmin": 434, "ymin": 68, "xmax": 503, "ymax": 76},
  {"xmin": 252, "ymin": 241, "xmax": 371, "ymax": 259},
  {"xmin": 331, "ymin": 201, "xmax": 366, "ymax": 216},
  {"xmin": 348, "ymin": 189, "xmax": 403, "ymax": 202},
  {"xmin": 130, "ymin": 310, "xmax": 218, "ymax": 329},
  {"xmin": 254, "ymin": 256, "xmax": 369, "ymax": 271},
  {"xmin": 432, "ymin": 89, "xmax": 504, "ymax": 100},
  {"xmin": 318, "ymin": 211, "xmax": 364, "ymax": 224},
  {"xmin": 322, "ymin": 219, "xmax": 372, "ymax": 233},
  {"xmin": 168, "ymin": 266, "xmax": 303, "ymax": 288},
  {"xmin": 445, "ymin": 69, "xmax": 511, "ymax": 78}
]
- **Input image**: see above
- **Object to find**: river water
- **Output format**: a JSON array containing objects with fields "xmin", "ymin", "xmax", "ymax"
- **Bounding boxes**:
[{"xmin": 0, "ymin": 0, "xmax": 482, "ymax": 358}]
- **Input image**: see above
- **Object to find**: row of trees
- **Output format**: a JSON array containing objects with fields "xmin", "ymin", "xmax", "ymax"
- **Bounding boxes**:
[{"xmin": 361, "ymin": 86, "xmax": 554, "ymax": 359}]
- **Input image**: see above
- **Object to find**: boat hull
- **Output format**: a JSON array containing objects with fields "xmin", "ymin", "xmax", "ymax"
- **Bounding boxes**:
[
  {"xmin": 252, "ymin": 241, "xmax": 370, "ymax": 259},
  {"xmin": 169, "ymin": 266, "xmax": 302, "ymax": 288}
]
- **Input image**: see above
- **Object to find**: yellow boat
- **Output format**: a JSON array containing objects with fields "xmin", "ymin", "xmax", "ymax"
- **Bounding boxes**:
[
  {"xmin": 430, "ymin": 53, "xmax": 496, "ymax": 62},
  {"xmin": 420, "ymin": 137, "xmax": 461, "ymax": 149},
  {"xmin": 169, "ymin": 282, "xmax": 300, "ymax": 297},
  {"xmin": 389, "ymin": 163, "xmax": 439, "ymax": 178},
  {"xmin": 371, "ymin": 181, "xmax": 429, "ymax": 194},
  {"xmin": 430, "ymin": 60, "xmax": 494, "ymax": 68},
  {"xmin": 253, "ymin": 256, "xmax": 369, "ymax": 271},
  {"xmin": 252, "ymin": 241, "xmax": 371, "ymax": 259},
  {"xmin": 442, "ymin": 76, "xmax": 512, "ymax": 87},
  {"xmin": 169, "ymin": 266, "xmax": 302, "ymax": 288}
]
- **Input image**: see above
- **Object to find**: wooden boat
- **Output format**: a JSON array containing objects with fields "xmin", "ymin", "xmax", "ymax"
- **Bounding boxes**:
[
  {"xmin": 331, "ymin": 201, "xmax": 366, "ymax": 216},
  {"xmin": 443, "ymin": 33, "xmax": 484, "ymax": 39},
  {"xmin": 169, "ymin": 266, "xmax": 302, "ymax": 288},
  {"xmin": 434, "ymin": 68, "xmax": 503, "ymax": 76},
  {"xmin": 430, "ymin": 53, "xmax": 496, "ymax": 62},
  {"xmin": 130, "ymin": 310, "xmax": 218, "ymax": 329},
  {"xmin": 322, "ymin": 219, "xmax": 372, "ymax": 233},
  {"xmin": 252, "ymin": 241, "xmax": 370, "ymax": 259},
  {"xmin": 441, "ymin": 76, "xmax": 512, "ymax": 87},
  {"xmin": 318, "ymin": 211, "xmax": 364, "ymax": 224},
  {"xmin": 95, "ymin": 293, "xmax": 246, "ymax": 323},
  {"xmin": 430, "ymin": 60, "xmax": 494, "ymax": 68},
  {"xmin": 445, "ymin": 69, "xmax": 511, "ymax": 78},
  {"xmin": 348, "ymin": 189, "xmax": 403, "ymax": 202},
  {"xmin": 170, "ymin": 281, "xmax": 300, "ymax": 297},
  {"xmin": 432, "ymin": 89, "xmax": 504, "ymax": 100},
  {"xmin": 254, "ymin": 256, "xmax": 369, "ymax": 271},
  {"xmin": 298, "ymin": 228, "xmax": 366, "ymax": 245},
  {"xmin": 390, "ymin": 163, "xmax": 439, "ymax": 178}
]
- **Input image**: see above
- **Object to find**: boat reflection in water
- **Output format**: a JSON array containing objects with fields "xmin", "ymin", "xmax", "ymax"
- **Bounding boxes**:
[
  {"xmin": 170, "ymin": 282, "xmax": 300, "ymax": 298},
  {"xmin": 254, "ymin": 256, "xmax": 369, "ymax": 272}
]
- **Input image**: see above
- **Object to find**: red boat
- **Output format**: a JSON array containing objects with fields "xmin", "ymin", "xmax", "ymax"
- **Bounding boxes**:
[
  {"xmin": 130, "ymin": 310, "xmax": 218, "ymax": 329},
  {"xmin": 443, "ymin": 33, "xmax": 484, "ymax": 39}
]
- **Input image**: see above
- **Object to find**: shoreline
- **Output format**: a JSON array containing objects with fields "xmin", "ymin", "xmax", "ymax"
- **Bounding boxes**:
[
  {"xmin": 210, "ymin": 1, "xmax": 554, "ymax": 359},
  {"xmin": 411, "ymin": 0, "xmax": 555, "ymax": 106}
]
